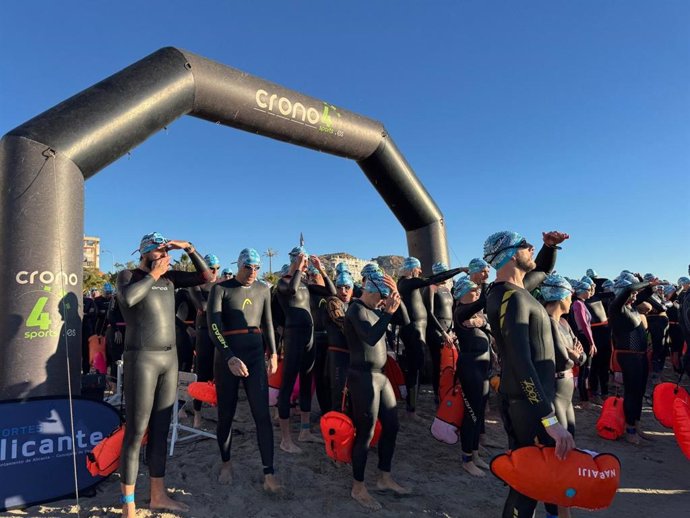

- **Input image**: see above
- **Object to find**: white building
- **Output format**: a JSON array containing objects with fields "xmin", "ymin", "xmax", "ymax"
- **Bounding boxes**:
[{"xmin": 83, "ymin": 235, "xmax": 100, "ymax": 270}]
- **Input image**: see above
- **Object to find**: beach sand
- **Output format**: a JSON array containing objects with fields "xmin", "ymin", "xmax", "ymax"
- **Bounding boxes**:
[{"xmin": 3, "ymin": 377, "xmax": 689, "ymax": 518}]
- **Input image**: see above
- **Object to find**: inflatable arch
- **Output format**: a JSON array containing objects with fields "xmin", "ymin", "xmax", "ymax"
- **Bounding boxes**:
[{"xmin": 0, "ymin": 47, "xmax": 449, "ymax": 400}]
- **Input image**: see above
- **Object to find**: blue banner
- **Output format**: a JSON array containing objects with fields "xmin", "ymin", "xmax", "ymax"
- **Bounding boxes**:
[{"xmin": 0, "ymin": 396, "xmax": 120, "ymax": 511}]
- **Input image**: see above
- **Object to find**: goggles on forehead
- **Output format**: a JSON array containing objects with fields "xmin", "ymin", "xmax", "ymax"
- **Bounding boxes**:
[{"xmin": 542, "ymin": 283, "xmax": 574, "ymax": 294}]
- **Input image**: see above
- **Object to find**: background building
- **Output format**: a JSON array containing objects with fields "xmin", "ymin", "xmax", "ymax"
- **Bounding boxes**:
[
  {"xmin": 320, "ymin": 253, "xmax": 405, "ymax": 281},
  {"xmin": 83, "ymin": 235, "xmax": 100, "ymax": 270}
]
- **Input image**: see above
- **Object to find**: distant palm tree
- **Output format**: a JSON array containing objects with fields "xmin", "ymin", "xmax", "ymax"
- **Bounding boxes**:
[{"xmin": 172, "ymin": 254, "xmax": 194, "ymax": 272}]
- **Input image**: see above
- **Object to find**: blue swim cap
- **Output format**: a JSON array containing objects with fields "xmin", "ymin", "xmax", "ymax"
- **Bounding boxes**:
[
  {"xmin": 618, "ymin": 272, "xmax": 637, "ymax": 284},
  {"xmin": 361, "ymin": 263, "xmax": 382, "ymax": 278},
  {"xmin": 237, "ymin": 248, "xmax": 261, "ymax": 267},
  {"xmin": 602, "ymin": 279, "xmax": 614, "ymax": 292},
  {"xmin": 586, "ymin": 269, "xmax": 598, "ymax": 279},
  {"xmin": 289, "ymin": 246, "xmax": 308, "ymax": 263},
  {"xmin": 453, "ymin": 275, "xmax": 478, "ymax": 300},
  {"xmin": 204, "ymin": 254, "xmax": 220, "ymax": 268},
  {"xmin": 613, "ymin": 277, "xmax": 633, "ymax": 296},
  {"xmin": 402, "ymin": 257, "xmax": 422, "ymax": 271},
  {"xmin": 541, "ymin": 274, "xmax": 573, "ymax": 302},
  {"xmin": 221, "ymin": 268, "xmax": 232, "ymax": 277},
  {"xmin": 364, "ymin": 271, "xmax": 391, "ymax": 297},
  {"xmin": 280, "ymin": 264, "xmax": 290, "ymax": 276},
  {"xmin": 335, "ymin": 262, "xmax": 351, "ymax": 274},
  {"xmin": 103, "ymin": 283, "xmax": 113, "ymax": 294},
  {"xmin": 678, "ymin": 277, "xmax": 690, "ymax": 286},
  {"xmin": 307, "ymin": 264, "xmax": 320, "ymax": 276},
  {"xmin": 468, "ymin": 258, "xmax": 490, "ymax": 275},
  {"xmin": 432, "ymin": 262, "xmax": 448, "ymax": 275},
  {"xmin": 483, "ymin": 231, "xmax": 525, "ymax": 270},
  {"xmin": 335, "ymin": 272, "xmax": 354, "ymax": 288},
  {"xmin": 663, "ymin": 285, "xmax": 676, "ymax": 296},
  {"xmin": 643, "ymin": 273, "xmax": 655, "ymax": 282},
  {"xmin": 139, "ymin": 232, "xmax": 169, "ymax": 255},
  {"xmin": 580, "ymin": 276, "xmax": 594, "ymax": 287}
]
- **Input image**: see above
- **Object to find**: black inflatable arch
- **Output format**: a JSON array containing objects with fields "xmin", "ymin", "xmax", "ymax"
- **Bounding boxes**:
[{"xmin": 0, "ymin": 47, "xmax": 448, "ymax": 400}]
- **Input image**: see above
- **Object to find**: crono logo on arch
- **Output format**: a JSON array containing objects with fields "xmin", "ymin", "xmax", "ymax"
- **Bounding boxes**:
[
  {"xmin": 15, "ymin": 271, "xmax": 79, "ymax": 286},
  {"xmin": 254, "ymin": 89, "xmax": 343, "ymax": 137}
]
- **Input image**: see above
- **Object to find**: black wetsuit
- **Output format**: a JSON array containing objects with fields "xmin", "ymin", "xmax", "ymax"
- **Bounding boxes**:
[
  {"xmin": 207, "ymin": 278, "xmax": 277, "ymax": 475},
  {"xmin": 666, "ymin": 299, "xmax": 684, "ymax": 372},
  {"xmin": 397, "ymin": 268, "xmax": 462, "ymax": 412},
  {"xmin": 310, "ymin": 287, "xmax": 331, "ymax": 413},
  {"xmin": 323, "ymin": 296, "xmax": 350, "ymax": 410},
  {"xmin": 344, "ymin": 299, "xmax": 399, "ymax": 482},
  {"xmin": 424, "ymin": 283, "xmax": 455, "ymax": 398},
  {"xmin": 681, "ymin": 291, "xmax": 690, "ymax": 376},
  {"xmin": 81, "ymin": 296, "xmax": 97, "ymax": 374},
  {"xmin": 116, "ymin": 251, "xmax": 211, "ymax": 486},
  {"xmin": 453, "ymin": 294, "xmax": 490, "ymax": 455},
  {"xmin": 485, "ymin": 244, "xmax": 559, "ymax": 518},
  {"xmin": 609, "ymin": 281, "xmax": 651, "ymax": 427},
  {"xmin": 106, "ymin": 297, "xmax": 126, "ymax": 375},
  {"xmin": 551, "ymin": 318, "xmax": 578, "ymax": 436},
  {"xmin": 586, "ymin": 294, "xmax": 611, "ymax": 397},
  {"xmin": 275, "ymin": 273, "xmax": 335, "ymax": 419},
  {"xmin": 189, "ymin": 281, "xmax": 215, "ymax": 411},
  {"xmin": 638, "ymin": 287, "xmax": 669, "ymax": 374},
  {"xmin": 569, "ymin": 298, "xmax": 594, "ymax": 403},
  {"xmin": 174, "ymin": 288, "xmax": 196, "ymax": 372}
]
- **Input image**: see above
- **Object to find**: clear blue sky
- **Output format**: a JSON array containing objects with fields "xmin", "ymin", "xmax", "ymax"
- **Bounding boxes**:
[{"xmin": 2, "ymin": 1, "xmax": 688, "ymax": 281}]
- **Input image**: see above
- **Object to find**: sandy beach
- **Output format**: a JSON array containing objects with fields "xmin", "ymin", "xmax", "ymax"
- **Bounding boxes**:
[{"xmin": 3, "ymin": 372, "xmax": 689, "ymax": 518}]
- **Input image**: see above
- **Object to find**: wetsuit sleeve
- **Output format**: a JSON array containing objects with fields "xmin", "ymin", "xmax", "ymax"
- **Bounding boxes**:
[
  {"xmin": 206, "ymin": 284, "xmax": 235, "ymax": 361},
  {"xmin": 261, "ymin": 288, "xmax": 277, "ymax": 356},
  {"xmin": 499, "ymin": 290, "xmax": 554, "ymax": 418},
  {"xmin": 188, "ymin": 286, "xmax": 205, "ymax": 313},
  {"xmin": 391, "ymin": 300, "xmax": 411, "ymax": 326},
  {"xmin": 350, "ymin": 304, "xmax": 393, "ymax": 347},
  {"xmin": 524, "ymin": 245, "xmax": 557, "ymax": 292},
  {"xmin": 415, "ymin": 267, "xmax": 464, "ymax": 289},
  {"xmin": 166, "ymin": 249, "xmax": 213, "ymax": 288},
  {"xmin": 309, "ymin": 274, "xmax": 337, "ymax": 297},
  {"xmin": 117, "ymin": 269, "xmax": 155, "ymax": 308},
  {"xmin": 572, "ymin": 301, "xmax": 594, "ymax": 347},
  {"xmin": 454, "ymin": 292, "xmax": 487, "ymax": 324},
  {"xmin": 327, "ymin": 296, "xmax": 346, "ymax": 331},
  {"xmin": 609, "ymin": 281, "xmax": 651, "ymax": 316}
]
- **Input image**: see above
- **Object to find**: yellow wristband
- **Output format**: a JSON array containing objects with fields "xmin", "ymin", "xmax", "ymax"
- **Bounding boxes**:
[{"xmin": 541, "ymin": 416, "xmax": 559, "ymax": 428}]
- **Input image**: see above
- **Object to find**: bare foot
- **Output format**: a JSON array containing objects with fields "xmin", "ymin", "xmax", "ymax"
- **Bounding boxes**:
[
  {"xmin": 637, "ymin": 429, "xmax": 655, "ymax": 441},
  {"xmin": 263, "ymin": 474, "xmax": 283, "ymax": 494},
  {"xmin": 376, "ymin": 475, "xmax": 412, "ymax": 495},
  {"xmin": 122, "ymin": 502, "xmax": 135, "ymax": 518},
  {"xmin": 403, "ymin": 411, "xmax": 424, "ymax": 424},
  {"xmin": 280, "ymin": 439, "xmax": 303, "ymax": 453},
  {"xmin": 462, "ymin": 461, "xmax": 486, "ymax": 477},
  {"xmin": 218, "ymin": 463, "xmax": 233, "ymax": 485},
  {"xmin": 193, "ymin": 411, "xmax": 203, "ymax": 429},
  {"xmin": 472, "ymin": 454, "xmax": 490, "ymax": 470},
  {"xmin": 150, "ymin": 493, "xmax": 190, "ymax": 512},
  {"xmin": 298, "ymin": 431, "xmax": 324, "ymax": 443},
  {"xmin": 351, "ymin": 485, "xmax": 382, "ymax": 510},
  {"xmin": 625, "ymin": 432, "xmax": 640, "ymax": 445}
]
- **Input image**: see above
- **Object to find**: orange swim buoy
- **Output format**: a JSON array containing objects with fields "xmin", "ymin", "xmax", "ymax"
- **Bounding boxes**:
[
  {"xmin": 440, "ymin": 344, "xmax": 458, "ymax": 372},
  {"xmin": 672, "ymin": 398, "xmax": 690, "ymax": 460},
  {"xmin": 596, "ymin": 396, "xmax": 625, "ymax": 440},
  {"xmin": 319, "ymin": 412, "xmax": 383, "ymax": 463},
  {"xmin": 490, "ymin": 375, "xmax": 501, "ymax": 392},
  {"xmin": 188, "ymin": 381, "xmax": 218, "ymax": 406},
  {"xmin": 430, "ymin": 383, "xmax": 465, "ymax": 444},
  {"xmin": 88, "ymin": 334, "xmax": 106, "ymax": 369},
  {"xmin": 490, "ymin": 446, "xmax": 621, "ymax": 510},
  {"xmin": 653, "ymin": 383, "xmax": 690, "ymax": 428},
  {"xmin": 268, "ymin": 358, "xmax": 283, "ymax": 406},
  {"xmin": 384, "ymin": 354, "xmax": 407, "ymax": 401},
  {"xmin": 438, "ymin": 365, "xmax": 455, "ymax": 402},
  {"xmin": 86, "ymin": 425, "xmax": 148, "ymax": 477}
]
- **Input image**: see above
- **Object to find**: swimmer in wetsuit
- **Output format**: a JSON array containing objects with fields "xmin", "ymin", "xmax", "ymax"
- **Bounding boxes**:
[
  {"xmin": 636, "ymin": 273, "xmax": 670, "ymax": 381},
  {"xmin": 585, "ymin": 277, "xmax": 613, "ymax": 403},
  {"xmin": 542, "ymin": 275, "xmax": 587, "ymax": 439},
  {"xmin": 609, "ymin": 275, "xmax": 663, "ymax": 444},
  {"xmin": 452, "ymin": 276, "xmax": 491, "ymax": 477},
  {"xmin": 569, "ymin": 279, "xmax": 596, "ymax": 407},
  {"xmin": 397, "ymin": 257, "xmax": 463, "ymax": 418},
  {"xmin": 189, "ymin": 253, "xmax": 220, "ymax": 427},
  {"xmin": 323, "ymin": 270, "xmax": 355, "ymax": 410},
  {"xmin": 308, "ymin": 264, "xmax": 332, "ymax": 413},
  {"xmin": 484, "ymin": 230, "xmax": 574, "ymax": 518},
  {"xmin": 116, "ymin": 232, "xmax": 213, "ymax": 517},
  {"xmin": 206, "ymin": 248, "xmax": 281, "ymax": 493},
  {"xmin": 276, "ymin": 247, "xmax": 335, "ymax": 453},
  {"xmin": 344, "ymin": 271, "xmax": 411, "ymax": 510},
  {"xmin": 423, "ymin": 262, "xmax": 458, "ymax": 402}
]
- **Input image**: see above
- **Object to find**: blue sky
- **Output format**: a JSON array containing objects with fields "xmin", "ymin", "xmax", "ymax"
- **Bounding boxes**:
[{"xmin": 2, "ymin": 1, "xmax": 688, "ymax": 281}]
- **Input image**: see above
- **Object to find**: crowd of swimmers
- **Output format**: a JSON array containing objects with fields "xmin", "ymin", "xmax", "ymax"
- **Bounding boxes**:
[{"xmin": 82, "ymin": 231, "xmax": 690, "ymax": 517}]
